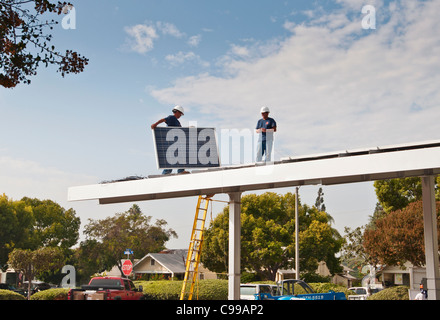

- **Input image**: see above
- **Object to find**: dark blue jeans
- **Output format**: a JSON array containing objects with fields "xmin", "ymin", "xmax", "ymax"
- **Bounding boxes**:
[{"xmin": 162, "ymin": 169, "xmax": 185, "ymax": 174}]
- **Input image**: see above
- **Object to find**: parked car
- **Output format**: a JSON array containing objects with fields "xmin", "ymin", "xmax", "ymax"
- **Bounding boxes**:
[
  {"xmin": 0, "ymin": 283, "xmax": 26, "ymax": 296},
  {"xmin": 23, "ymin": 281, "xmax": 52, "ymax": 296},
  {"xmin": 348, "ymin": 286, "xmax": 383, "ymax": 300}
]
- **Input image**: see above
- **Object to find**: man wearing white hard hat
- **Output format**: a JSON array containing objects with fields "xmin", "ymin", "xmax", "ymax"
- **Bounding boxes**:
[
  {"xmin": 255, "ymin": 106, "xmax": 277, "ymax": 162},
  {"xmin": 151, "ymin": 105, "xmax": 188, "ymax": 174},
  {"xmin": 151, "ymin": 105, "xmax": 184, "ymax": 129}
]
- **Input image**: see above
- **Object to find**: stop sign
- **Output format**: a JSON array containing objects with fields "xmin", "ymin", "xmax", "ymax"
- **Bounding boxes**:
[{"xmin": 122, "ymin": 259, "xmax": 133, "ymax": 276}]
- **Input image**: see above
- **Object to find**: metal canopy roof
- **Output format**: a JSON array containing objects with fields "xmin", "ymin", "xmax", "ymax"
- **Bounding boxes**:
[{"xmin": 68, "ymin": 140, "xmax": 440, "ymax": 205}]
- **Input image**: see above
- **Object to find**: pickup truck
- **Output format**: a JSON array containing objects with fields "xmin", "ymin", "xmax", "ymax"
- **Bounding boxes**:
[
  {"xmin": 254, "ymin": 279, "xmax": 346, "ymax": 300},
  {"xmin": 67, "ymin": 276, "xmax": 144, "ymax": 300}
]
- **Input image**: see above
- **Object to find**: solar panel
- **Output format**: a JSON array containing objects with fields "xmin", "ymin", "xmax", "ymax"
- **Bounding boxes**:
[{"xmin": 152, "ymin": 127, "xmax": 220, "ymax": 169}]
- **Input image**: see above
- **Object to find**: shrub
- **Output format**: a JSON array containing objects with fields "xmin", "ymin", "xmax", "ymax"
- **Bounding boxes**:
[
  {"xmin": 309, "ymin": 283, "xmax": 352, "ymax": 299},
  {"xmin": 0, "ymin": 289, "xmax": 26, "ymax": 300},
  {"xmin": 135, "ymin": 279, "xmax": 228, "ymax": 300},
  {"xmin": 30, "ymin": 288, "xmax": 69, "ymax": 300},
  {"xmin": 367, "ymin": 286, "xmax": 409, "ymax": 300}
]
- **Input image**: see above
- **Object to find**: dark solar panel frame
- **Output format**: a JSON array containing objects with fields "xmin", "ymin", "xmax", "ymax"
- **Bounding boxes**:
[{"xmin": 152, "ymin": 127, "xmax": 220, "ymax": 169}]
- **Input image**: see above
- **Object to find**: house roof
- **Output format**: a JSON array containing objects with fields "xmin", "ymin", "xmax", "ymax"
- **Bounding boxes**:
[
  {"xmin": 133, "ymin": 250, "xmax": 188, "ymax": 274},
  {"xmin": 149, "ymin": 253, "xmax": 187, "ymax": 274}
]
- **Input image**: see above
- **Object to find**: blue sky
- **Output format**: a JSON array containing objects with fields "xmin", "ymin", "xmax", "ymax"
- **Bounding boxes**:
[{"xmin": 1, "ymin": 0, "xmax": 439, "ymax": 249}]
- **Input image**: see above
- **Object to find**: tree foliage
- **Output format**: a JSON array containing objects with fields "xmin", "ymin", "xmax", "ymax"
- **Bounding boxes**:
[
  {"xmin": 0, "ymin": 0, "xmax": 88, "ymax": 88},
  {"xmin": 79, "ymin": 204, "xmax": 177, "ymax": 278},
  {"xmin": 8, "ymin": 247, "xmax": 64, "ymax": 299},
  {"xmin": 21, "ymin": 197, "xmax": 80, "ymax": 250},
  {"xmin": 363, "ymin": 200, "xmax": 440, "ymax": 267},
  {"xmin": 340, "ymin": 226, "xmax": 372, "ymax": 277},
  {"xmin": 201, "ymin": 192, "xmax": 343, "ymax": 281},
  {"xmin": 0, "ymin": 194, "xmax": 33, "ymax": 269},
  {"xmin": 374, "ymin": 176, "xmax": 440, "ymax": 214},
  {"xmin": 0, "ymin": 194, "xmax": 79, "ymax": 271},
  {"xmin": 364, "ymin": 176, "xmax": 440, "ymax": 267}
]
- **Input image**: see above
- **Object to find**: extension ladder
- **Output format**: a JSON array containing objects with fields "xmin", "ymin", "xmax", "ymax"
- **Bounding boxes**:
[{"xmin": 180, "ymin": 195, "xmax": 212, "ymax": 300}]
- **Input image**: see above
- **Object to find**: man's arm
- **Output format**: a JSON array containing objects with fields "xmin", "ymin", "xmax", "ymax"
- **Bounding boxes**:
[{"xmin": 151, "ymin": 118, "xmax": 166, "ymax": 129}]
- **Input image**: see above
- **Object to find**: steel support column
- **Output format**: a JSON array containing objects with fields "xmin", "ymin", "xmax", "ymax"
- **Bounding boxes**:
[
  {"xmin": 295, "ymin": 187, "xmax": 299, "ymax": 280},
  {"xmin": 421, "ymin": 176, "xmax": 440, "ymax": 300},
  {"xmin": 228, "ymin": 192, "xmax": 242, "ymax": 300}
]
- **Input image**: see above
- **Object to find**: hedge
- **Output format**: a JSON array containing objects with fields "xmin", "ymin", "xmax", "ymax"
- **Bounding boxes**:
[
  {"xmin": 0, "ymin": 289, "xmax": 26, "ymax": 300},
  {"xmin": 134, "ymin": 279, "xmax": 228, "ymax": 300},
  {"xmin": 309, "ymin": 282, "xmax": 353, "ymax": 299},
  {"xmin": 30, "ymin": 288, "xmax": 70, "ymax": 300},
  {"xmin": 367, "ymin": 286, "xmax": 409, "ymax": 300}
]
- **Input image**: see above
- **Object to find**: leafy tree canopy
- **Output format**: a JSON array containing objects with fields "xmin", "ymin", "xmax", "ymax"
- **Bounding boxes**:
[
  {"xmin": 363, "ymin": 200, "xmax": 440, "ymax": 267},
  {"xmin": 201, "ymin": 192, "xmax": 343, "ymax": 281},
  {"xmin": 79, "ymin": 204, "xmax": 177, "ymax": 278},
  {"xmin": 374, "ymin": 176, "xmax": 440, "ymax": 214},
  {"xmin": 8, "ymin": 246, "xmax": 64, "ymax": 299},
  {"xmin": 0, "ymin": 194, "xmax": 79, "ymax": 270},
  {"xmin": 0, "ymin": 0, "xmax": 88, "ymax": 87}
]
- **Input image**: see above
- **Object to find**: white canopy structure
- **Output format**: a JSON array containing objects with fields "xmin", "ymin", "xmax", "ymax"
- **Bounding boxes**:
[{"xmin": 68, "ymin": 140, "xmax": 440, "ymax": 300}]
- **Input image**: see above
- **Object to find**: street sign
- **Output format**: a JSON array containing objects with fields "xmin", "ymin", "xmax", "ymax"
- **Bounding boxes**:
[{"xmin": 122, "ymin": 259, "xmax": 133, "ymax": 276}]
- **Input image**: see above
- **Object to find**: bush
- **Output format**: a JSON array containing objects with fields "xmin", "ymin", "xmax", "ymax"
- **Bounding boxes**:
[
  {"xmin": 29, "ymin": 288, "xmax": 69, "ymax": 300},
  {"xmin": 135, "ymin": 279, "xmax": 228, "ymax": 300},
  {"xmin": 367, "ymin": 286, "xmax": 409, "ymax": 300},
  {"xmin": 0, "ymin": 289, "xmax": 26, "ymax": 300},
  {"xmin": 309, "ymin": 283, "xmax": 352, "ymax": 299}
]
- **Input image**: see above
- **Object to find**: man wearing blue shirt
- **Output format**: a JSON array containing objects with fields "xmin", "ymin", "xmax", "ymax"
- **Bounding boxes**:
[
  {"xmin": 256, "ymin": 106, "xmax": 277, "ymax": 162},
  {"xmin": 151, "ymin": 105, "xmax": 188, "ymax": 174}
]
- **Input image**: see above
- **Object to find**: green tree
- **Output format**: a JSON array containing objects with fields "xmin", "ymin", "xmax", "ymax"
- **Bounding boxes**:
[
  {"xmin": 0, "ymin": 0, "xmax": 88, "ymax": 88},
  {"xmin": 72, "ymin": 239, "xmax": 106, "ymax": 284},
  {"xmin": 1, "ymin": 194, "xmax": 80, "ymax": 285},
  {"xmin": 201, "ymin": 192, "xmax": 343, "ymax": 281},
  {"xmin": 374, "ymin": 176, "xmax": 439, "ymax": 214},
  {"xmin": 81, "ymin": 204, "xmax": 177, "ymax": 278},
  {"xmin": 21, "ymin": 197, "xmax": 80, "ymax": 250},
  {"xmin": 8, "ymin": 247, "xmax": 64, "ymax": 299},
  {"xmin": 0, "ymin": 194, "xmax": 34, "ymax": 269},
  {"xmin": 315, "ymin": 187, "xmax": 326, "ymax": 212},
  {"xmin": 340, "ymin": 226, "xmax": 374, "ymax": 277}
]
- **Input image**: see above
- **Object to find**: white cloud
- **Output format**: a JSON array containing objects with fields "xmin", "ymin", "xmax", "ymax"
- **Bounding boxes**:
[
  {"xmin": 124, "ymin": 23, "xmax": 158, "ymax": 54},
  {"xmin": 156, "ymin": 21, "xmax": 185, "ymax": 38},
  {"xmin": 150, "ymin": 0, "xmax": 440, "ymax": 157},
  {"xmin": 165, "ymin": 51, "xmax": 197, "ymax": 65},
  {"xmin": 230, "ymin": 44, "xmax": 250, "ymax": 57},
  {"xmin": 188, "ymin": 34, "xmax": 202, "ymax": 47},
  {"xmin": 123, "ymin": 21, "xmax": 186, "ymax": 54},
  {"xmin": 165, "ymin": 51, "xmax": 210, "ymax": 68}
]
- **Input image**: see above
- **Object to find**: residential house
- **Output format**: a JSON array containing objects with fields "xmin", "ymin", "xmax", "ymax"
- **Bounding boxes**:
[{"xmin": 133, "ymin": 249, "xmax": 218, "ymax": 280}]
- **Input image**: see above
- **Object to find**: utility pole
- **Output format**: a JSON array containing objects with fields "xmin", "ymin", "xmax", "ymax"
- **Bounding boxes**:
[{"xmin": 295, "ymin": 186, "xmax": 299, "ymax": 280}]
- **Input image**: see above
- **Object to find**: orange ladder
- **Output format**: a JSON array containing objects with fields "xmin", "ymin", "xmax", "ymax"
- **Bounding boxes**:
[{"xmin": 180, "ymin": 195, "xmax": 212, "ymax": 300}]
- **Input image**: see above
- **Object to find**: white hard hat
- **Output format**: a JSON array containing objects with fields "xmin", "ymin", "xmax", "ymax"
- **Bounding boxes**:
[
  {"xmin": 172, "ymin": 105, "xmax": 184, "ymax": 115},
  {"xmin": 260, "ymin": 106, "xmax": 270, "ymax": 113}
]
